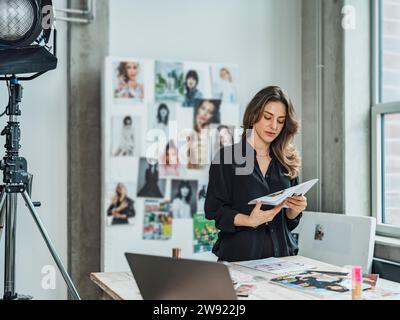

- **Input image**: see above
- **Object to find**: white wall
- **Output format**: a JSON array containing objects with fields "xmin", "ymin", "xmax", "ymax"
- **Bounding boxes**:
[
  {"xmin": 0, "ymin": 0, "xmax": 68, "ymax": 299},
  {"xmin": 109, "ymin": 0, "xmax": 302, "ymax": 126}
]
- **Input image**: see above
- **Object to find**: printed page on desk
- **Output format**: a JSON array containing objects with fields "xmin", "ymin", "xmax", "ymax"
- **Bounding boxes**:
[
  {"xmin": 234, "ymin": 257, "xmax": 316, "ymax": 274},
  {"xmin": 248, "ymin": 179, "xmax": 319, "ymax": 206},
  {"xmin": 269, "ymin": 271, "xmax": 400, "ymax": 300},
  {"xmin": 270, "ymin": 271, "xmax": 351, "ymax": 299}
]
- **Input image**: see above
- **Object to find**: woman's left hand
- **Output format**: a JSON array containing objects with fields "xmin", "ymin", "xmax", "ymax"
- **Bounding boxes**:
[{"xmin": 285, "ymin": 195, "xmax": 307, "ymax": 219}]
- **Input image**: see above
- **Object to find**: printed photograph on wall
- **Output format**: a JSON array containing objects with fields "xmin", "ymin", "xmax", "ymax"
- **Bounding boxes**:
[
  {"xmin": 211, "ymin": 65, "xmax": 238, "ymax": 104},
  {"xmin": 193, "ymin": 212, "xmax": 218, "ymax": 253},
  {"xmin": 111, "ymin": 115, "xmax": 142, "ymax": 157},
  {"xmin": 197, "ymin": 184, "xmax": 207, "ymax": 213},
  {"xmin": 170, "ymin": 179, "xmax": 198, "ymax": 219},
  {"xmin": 211, "ymin": 124, "xmax": 235, "ymax": 159},
  {"xmin": 159, "ymin": 139, "xmax": 182, "ymax": 177},
  {"xmin": 106, "ymin": 182, "xmax": 136, "ymax": 226},
  {"xmin": 137, "ymin": 157, "xmax": 166, "ymax": 198},
  {"xmin": 148, "ymin": 102, "xmax": 176, "ymax": 140},
  {"xmin": 187, "ymin": 99, "xmax": 221, "ymax": 169},
  {"xmin": 155, "ymin": 61, "xmax": 184, "ymax": 102},
  {"xmin": 143, "ymin": 200, "xmax": 172, "ymax": 240},
  {"xmin": 182, "ymin": 69, "xmax": 204, "ymax": 107},
  {"xmin": 113, "ymin": 61, "xmax": 144, "ymax": 102}
]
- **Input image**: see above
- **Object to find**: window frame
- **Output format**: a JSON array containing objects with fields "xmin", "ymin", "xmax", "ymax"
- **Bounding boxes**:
[{"xmin": 371, "ymin": 0, "xmax": 400, "ymax": 238}]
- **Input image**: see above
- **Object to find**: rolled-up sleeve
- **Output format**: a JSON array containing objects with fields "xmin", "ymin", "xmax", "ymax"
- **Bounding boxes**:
[{"xmin": 205, "ymin": 162, "xmax": 240, "ymax": 233}]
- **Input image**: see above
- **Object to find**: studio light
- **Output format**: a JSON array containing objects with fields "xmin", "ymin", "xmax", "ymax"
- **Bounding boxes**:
[
  {"xmin": 0, "ymin": 0, "xmax": 57, "ymax": 77},
  {"xmin": 0, "ymin": 0, "xmax": 41, "ymax": 48},
  {"xmin": 0, "ymin": 0, "xmax": 80, "ymax": 300}
]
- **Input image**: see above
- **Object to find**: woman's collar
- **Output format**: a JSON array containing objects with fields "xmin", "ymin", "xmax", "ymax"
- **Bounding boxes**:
[{"xmin": 243, "ymin": 136, "xmax": 275, "ymax": 159}]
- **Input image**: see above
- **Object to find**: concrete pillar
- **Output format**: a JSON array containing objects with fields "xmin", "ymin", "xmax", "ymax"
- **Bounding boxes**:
[
  {"xmin": 302, "ymin": 0, "xmax": 345, "ymax": 213},
  {"xmin": 302, "ymin": 0, "xmax": 371, "ymax": 216},
  {"xmin": 68, "ymin": 0, "xmax": 109, "ymax": 299}
]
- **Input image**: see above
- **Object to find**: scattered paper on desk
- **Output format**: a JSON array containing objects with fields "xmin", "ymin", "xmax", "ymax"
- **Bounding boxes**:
[
  {"xmin": 234, "ymin": 257, "xmax": 316, "ymax": 274},
  {"xmin": 229, "ymin": 268, "xmax": 256, "ymax": 284},
  {"xmin": 235, "ymin": 284, "xmax": 256, "ymax": 297},
  {"xmin": 362, "ymin": 287, "xmax": 400, "ymax": 300}
]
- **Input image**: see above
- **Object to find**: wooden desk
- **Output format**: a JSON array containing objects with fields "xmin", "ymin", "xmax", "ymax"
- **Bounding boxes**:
[{"xmin": 90, "ymin": 255, "xmax": 400, "ymax": 300}]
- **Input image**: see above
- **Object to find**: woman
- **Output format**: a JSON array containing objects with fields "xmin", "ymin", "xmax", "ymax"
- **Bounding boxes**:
[
  {"xmin": 187, "ymin": 99, "xmax": 221, "ymax": 169},
  {"xmin": 205, "ymin": 86, "xmax": 307, "ymax": 262},
  {"xmin": 137, "ymin": 160, "xmax": 163, "ymax": 198},
  {"xmin": 114, "ymin": 116, "xmax": 135, "ymax": 156},
  {"xmin": 107, "ymin": 183, "xmax": 136, "ymax": 225},
  {"xmin": 159, "ymin": 140, "xmax": 180, "ymax": 177},
  {"xmin": 183, "ymin": 70, "xmax": 203, "ymax": 107},
  {"xmin": 114, "ymin": 61, "xmax": 144, "ymax": 100},
  {"xmin": 172, "ymin": 181, "xmax": 192, "ymax": 219}
]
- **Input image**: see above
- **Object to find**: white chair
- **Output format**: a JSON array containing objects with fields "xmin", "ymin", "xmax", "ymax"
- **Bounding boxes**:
[{"xmin": 293, "ymin": 211, "xmax": 376, "ymax": 273}]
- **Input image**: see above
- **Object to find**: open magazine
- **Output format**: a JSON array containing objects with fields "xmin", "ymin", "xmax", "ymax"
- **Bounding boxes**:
[
  {"xmin": 269, "ymin": 270, "xmax": 399, "ymax": 300},
  {"xmin": 248, "ymin": 179, "xmax": 319, "ymax": 206},
  {"xmin": 234, "ymin": 257, "xmax": 316, "ymax": 275}
]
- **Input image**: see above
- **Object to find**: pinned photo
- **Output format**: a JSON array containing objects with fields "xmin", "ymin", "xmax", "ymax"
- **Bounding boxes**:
[
  {"xmin": 113, "ymin": 61, "xmax": 144, "ymax": 102},
  {"xmin": 187, "ymin": 99, "xmax": 221, "ymax": 169},
  {"xmin": 211, "ymin": 65, "xmax": 238, "ymax": 104},
  {"xmin": 155, "ymin": 61, "xmax": 184, "ymax": 102},
  {"xmin": 211, "ymin": 124, "xmax": 235, "ymax": 159},
  {"xmin": 170, "ymin": 180, "xmax": 198, "ymax": 219},
  {"xmin": 193, "ymin": 212, "xmax": 218, "ymax": 253},
  {"xmin": 182, "ymin": 69, "xmax": 204, "ymax": 107},
  {"xmin": 159, "ymin": 140, "xmax": 181, "ymax": 177},
  {"xmin": 143, "ymin": 200, "xmax": 172, "ymax": 240},
  {"xmin": 137, "ymin": 157, "xmax": 166, "ymax": 198},
  {"xmin": 197, "ymin": 184, "xmax": 207, "ymax": 213},
  {"xmin": 106, "ymin": 182, "xmax": 136, "ymax": 226},
  {"xmin": 111, "ymin": 115, "xmax": 141, "ymax": 157},
  {"xmin": 148, "ymin": 102, "xmax": 176, "ymax": 139}
]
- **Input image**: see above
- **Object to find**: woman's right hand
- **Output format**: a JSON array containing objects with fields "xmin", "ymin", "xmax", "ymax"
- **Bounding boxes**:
[{"xmin": 248, "ymin": 201, "xmax": 285, "ymax": 228}]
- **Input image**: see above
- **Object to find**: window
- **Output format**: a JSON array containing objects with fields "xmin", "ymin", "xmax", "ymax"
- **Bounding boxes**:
[
  {"xmin": 380, "ymin": 0, "xmax": 400, "ymax": 103},
  {"xmin": 383, "ymin": 113, "xmax": 400, "ymax": 226},
  {"xmin": 372, "ymin": 0, "xmax": 400, "ymax": 237}
]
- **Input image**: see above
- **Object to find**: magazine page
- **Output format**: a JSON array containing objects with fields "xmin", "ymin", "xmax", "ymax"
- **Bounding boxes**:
[
  {"xmin": 234, "ymin": 257, "xmax": 316, "ymax": 274},
  {"xmin": 248, "ymin": 179, "xmax": 319, "ymax": 206},
  {"xmin": 269, "ymin": 271, "xmax": 354, "ymax": 299},
  {"xmin": 269, "ymin": 270, "xmax": 398, "ymax": 300}
]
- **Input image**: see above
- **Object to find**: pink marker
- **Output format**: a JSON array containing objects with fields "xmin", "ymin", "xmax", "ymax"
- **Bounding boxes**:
[{"xmin": 352, "ymin": 266, "xmax": 362, "ymax": 300}]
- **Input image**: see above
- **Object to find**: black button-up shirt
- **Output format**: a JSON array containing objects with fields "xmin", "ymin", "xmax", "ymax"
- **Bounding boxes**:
[{"xmin": 205, "ymin": 139, "xmax": 302, "ymax": 262}]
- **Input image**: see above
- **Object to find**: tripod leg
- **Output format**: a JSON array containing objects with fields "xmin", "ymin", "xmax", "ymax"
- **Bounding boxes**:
[
  {"xmin": 21, "ymin": 191, "xmax": 81, "ymax": 300},
  {"xmin": 4, "ymin": 193, "xmax": 17, "ymax": 299},
  {"xmin": 0, "ymin": 190, "xmax": 7, "ymax": 242}
]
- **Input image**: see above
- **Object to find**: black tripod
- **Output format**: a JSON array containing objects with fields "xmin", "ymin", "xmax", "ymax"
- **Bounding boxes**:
[{"xmin": 0, "ymin": 76, "xmax": 80, "ymax": 300}]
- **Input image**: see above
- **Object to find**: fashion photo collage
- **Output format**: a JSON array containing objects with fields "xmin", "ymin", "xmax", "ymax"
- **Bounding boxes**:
[{"xmin": 103, "ymin": 58, "xmax": 240, "ymax": 255}]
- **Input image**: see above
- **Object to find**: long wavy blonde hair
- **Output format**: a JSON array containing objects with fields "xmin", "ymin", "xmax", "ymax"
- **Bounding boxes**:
[{"xmin": 242, "ymin": 86, "xmax": 301, "ymax": 178}]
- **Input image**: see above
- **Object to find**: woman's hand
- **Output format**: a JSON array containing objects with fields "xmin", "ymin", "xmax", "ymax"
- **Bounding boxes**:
[
  {"xmin": 248, "ymin": 201, "xmax": 285, "ymax": 228},
  {"xmin": 285, "ymin": 195, "xmax": 307, "ymax": 219}
]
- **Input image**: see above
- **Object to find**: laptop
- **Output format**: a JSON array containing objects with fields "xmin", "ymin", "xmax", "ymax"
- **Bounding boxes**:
[{"xmin": 125, "ymin": 253, "xmax": 237, "ymax": 300}]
